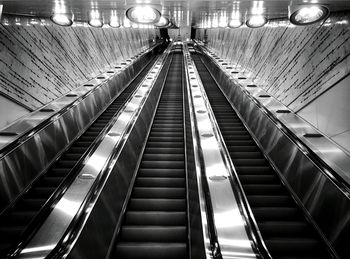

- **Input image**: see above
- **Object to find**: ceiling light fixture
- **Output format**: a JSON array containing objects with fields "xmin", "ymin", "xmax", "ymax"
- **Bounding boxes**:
[
  {"xmin": 126, "ymin": 6, "xmax": 161, "ymax": 24},
  {"xmin": 290, "ymin": 5, "xmax": 329, "ymax": 25},
  {"xmin": 51, "ymin": 13, "xmax": 73, "ymax": 26},
  {"xmin": 246, "ymin": 15, "xmax": 267, "ymax": 28}
]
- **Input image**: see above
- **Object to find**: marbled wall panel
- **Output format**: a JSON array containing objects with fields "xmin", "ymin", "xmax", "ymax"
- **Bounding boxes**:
[
  {"xmin": 197, "ymin": 12, "xmax": 350, "ymax": 111},
  {"xmin": 0, "ymin": 24, "xmax": 156, "ymax": 109}
]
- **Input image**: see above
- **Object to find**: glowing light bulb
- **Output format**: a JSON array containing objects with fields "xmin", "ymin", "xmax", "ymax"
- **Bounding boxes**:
[
  {"xmin": 126, "ymin": 6, "xmax": 161, "ymax": 24},
  {"xmin": 291, "ymin": 5, "xmax": 329, "ymax": 25}
]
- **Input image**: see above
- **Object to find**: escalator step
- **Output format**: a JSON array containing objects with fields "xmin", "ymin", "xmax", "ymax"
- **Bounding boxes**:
[
  {"xmin": 114, "ymin": 242, "xmax": 187, "ymax": 259},
  {"xmin": 243, "ymin": 184, "xmax": 284, "ymax": 195},
  {"xmin": 239, "ymin": 175, "xmax": 278, "ymax": 184},
  {"xmin": 143, "ymin": 154, "xmax": 184, "ymax": 161},
  {"xmin": 231, "ymin": 158, "xmax": 267, "ymax": 166},
  {"xmin": 140, "ymin": 161, "xmax": 184, "ymax": 169},
  {"xmin": 125, "ymin": 211, "xmax": 186, "ymax": 225},
  {"xmin": 129, "ymin": 198, "xmax": 186, "ymax": 211},
  {"xmin": 138, "ymin": 168, "xmax": 185, "ymax": 178},
  {"xmin": 144, "ymin": 147, "xmax": 184, "ymax": 154},
  {"xmin": 135, "ymin": 177, "xmax": 185, "ymax": 187},
  {"xmin": 119, "ymin": 226, "xmax": 186, "ymax": 242},
  {"xmin": 252, "ymin": 207, "xmax": 302, "ymax": 221},
  {"xmin": 259, "ymin": 221, "xmax": 311, "ymax": 237},
  {"xmin": 265, "ymin": 238, "xmax": 321, "ymax": 255},
  {"xmin": 132, "ymin": 187, "xmax": 185, "ymax": 198},
  {"xmin": 247, "ymin": 195, "xmax": 291, "ymax": 207}
]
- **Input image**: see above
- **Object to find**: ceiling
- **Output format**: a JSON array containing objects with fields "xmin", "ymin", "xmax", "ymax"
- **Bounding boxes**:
[{"xmin": 1, "ymin": 0, "xmax": 350, "ymax": 27}]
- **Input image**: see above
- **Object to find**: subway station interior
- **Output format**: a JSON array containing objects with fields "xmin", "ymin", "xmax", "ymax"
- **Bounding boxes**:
[{"xmin": 0, "ymin": 0, "xmax": 349, "ymax": 258}]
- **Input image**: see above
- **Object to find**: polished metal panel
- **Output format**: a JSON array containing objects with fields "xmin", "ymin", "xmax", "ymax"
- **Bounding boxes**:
[
  {"xmin": 183, "ymin": 44, "xmax": 259, "ymax": 259},
  {"xmin": 197, "ymin": 48, "xmax": 350, "ymax": 258},
  {"xmin": 0, "ymin": 46, "xmax": 157, "ymax": 211},
  {"xmin": 16, "ymin": 47, "xmax": 172, "ymax": 259}
]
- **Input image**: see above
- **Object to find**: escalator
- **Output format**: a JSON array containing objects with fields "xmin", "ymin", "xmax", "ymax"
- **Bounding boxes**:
[
  {"xmin": 113, "ymin": 50, "xmax": 187, "ymax": 259},
  {"xmin": 0, "ymin": 54, "xmax": 160, "ymax": 257},
  {"xmin": 192, "ymin": 54, "xmax": 332, "ymax": 259}
]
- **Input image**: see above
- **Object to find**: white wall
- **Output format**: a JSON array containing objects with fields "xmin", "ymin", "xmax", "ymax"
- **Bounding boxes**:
[
  {"xmin": 298, "ymin": 74, "xmax": 350, "ymax": 153},
  {"xmin": 0, "ymin": 95, "xmax": 29, "ymax": 130}
]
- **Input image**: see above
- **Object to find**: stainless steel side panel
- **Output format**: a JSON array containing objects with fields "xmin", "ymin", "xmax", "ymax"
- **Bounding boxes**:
[
  {"xmin": 200, "ymin": 53, "xmax": 350, "ymax": 257},
  {"xmin": 0, "ymin": 50, "xmax": 154, "ymax": 211}
]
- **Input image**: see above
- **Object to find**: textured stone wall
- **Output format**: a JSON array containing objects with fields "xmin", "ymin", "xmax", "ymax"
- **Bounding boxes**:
[
  {"xmin": 0, "ymin": 24, "xmax": 157, "ymax": 110},
  {"xmin": 197, "ymin": 12, "xmax": 350, "ymax": 112}
]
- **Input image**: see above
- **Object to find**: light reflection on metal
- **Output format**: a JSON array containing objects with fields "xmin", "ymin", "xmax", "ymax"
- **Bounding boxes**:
[
  {"xmin": 21, "ymin": 245, "xmax": 56, "ymax": 255},
  {"xmin": 289, "ymin": 4, "xmax": 329, "ymax": 25},
  {"xmin": 218, "ymin": 10, "xmax": 228, "ymax": 28},
  {"xmin": 89, "ymin": 9, "xmax": 103, "ymax": 27},
  {"xmin": 229, "ymin": 3, "xmax": 243, "ymax": 29},
  {"xmin": 123, "ymin": 16, "xmax": 131, "ymax": 28},
  {"xmin": 51, "ymin": 13, "xmax": 73, "ymax": 26},
  {"xmin": 126, "ymin": 5, "xmax": 161, "ymax": 24},
  {"xmin": 51, "ymin": 0, "xmax": 73, "ymax": 26},
  {"xmin": 229, "ymin": 19, "xmax": 243, "ymax": 28},
  {"xmin": 246, "ymin": 15, "xmax": 267, "ymax": 28},
  {"xmin": 184, "ymin": 44, "xmax": 259, "ymax": 259},
  {"xmin": 109, "ymin": 10, "xmax": 120, "ymax": 28}
]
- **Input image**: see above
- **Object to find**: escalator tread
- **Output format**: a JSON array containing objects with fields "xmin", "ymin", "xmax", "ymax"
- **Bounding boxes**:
[
  {"xmin": 192, "ymin": 54, "xmax": 331, "ymax": 259},
  {"xmin": 114, "ymin": 52, "xmax": 187, "ymax": 259}
]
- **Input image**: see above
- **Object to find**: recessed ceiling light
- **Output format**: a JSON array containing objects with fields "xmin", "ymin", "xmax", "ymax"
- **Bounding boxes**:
[
  {"xmin": 51, "ymin": 13, "xmax": 73, "ymax": 26},
  {"xmin": 126, "ymin": 6, "xmax": 161, "ymax": 24},
  {"xmin": 290, "ymin": 5, "xmax": 329, "ymax": 25},
  {"xmin": 228, "ymin": 19, "xmax": 243, "ymax": 28},
  {"xmin": 246, "ymin": 15, "xmax": 267, "ymax": 28}
]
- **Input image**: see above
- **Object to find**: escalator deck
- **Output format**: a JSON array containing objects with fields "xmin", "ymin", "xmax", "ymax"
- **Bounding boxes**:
[
  {"xmin": 192, "ymin": 54, "xmax": 332, "ymax": 259},
  {"xmin": 0, "ymin": 56, "xmax": 158, "ymax": 256},
  {"xmin": 114, "ymin": 52, "xmax": 188, "ymax": 259}
]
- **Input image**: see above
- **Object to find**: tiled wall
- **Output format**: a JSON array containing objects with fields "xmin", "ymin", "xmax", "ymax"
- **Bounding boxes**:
[
  {"xmin": 196, "ymin": 11, "xmax": 350, "ymax": 153},
  {"xmin": 0, "ymin": 24, "xmax": 157, "ymax": 110}
]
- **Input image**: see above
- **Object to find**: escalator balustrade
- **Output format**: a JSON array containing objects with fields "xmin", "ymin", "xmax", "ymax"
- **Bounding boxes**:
[
  {"xmin": 114, "ymin": 50, "xmax": 188, "ymax": 259},
  {"xmin": 0, "ymin": 56, "xmax": 159, "ymax": 256},
  {"xmin": 192, "ymin": 53, "xmax": 332, "ymax": 259}
]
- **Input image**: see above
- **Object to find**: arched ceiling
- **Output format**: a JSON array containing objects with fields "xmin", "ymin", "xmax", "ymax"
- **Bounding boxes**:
[{"xmin": 1, "ymin": 0, "xmax": 350, "ymax": 27}]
